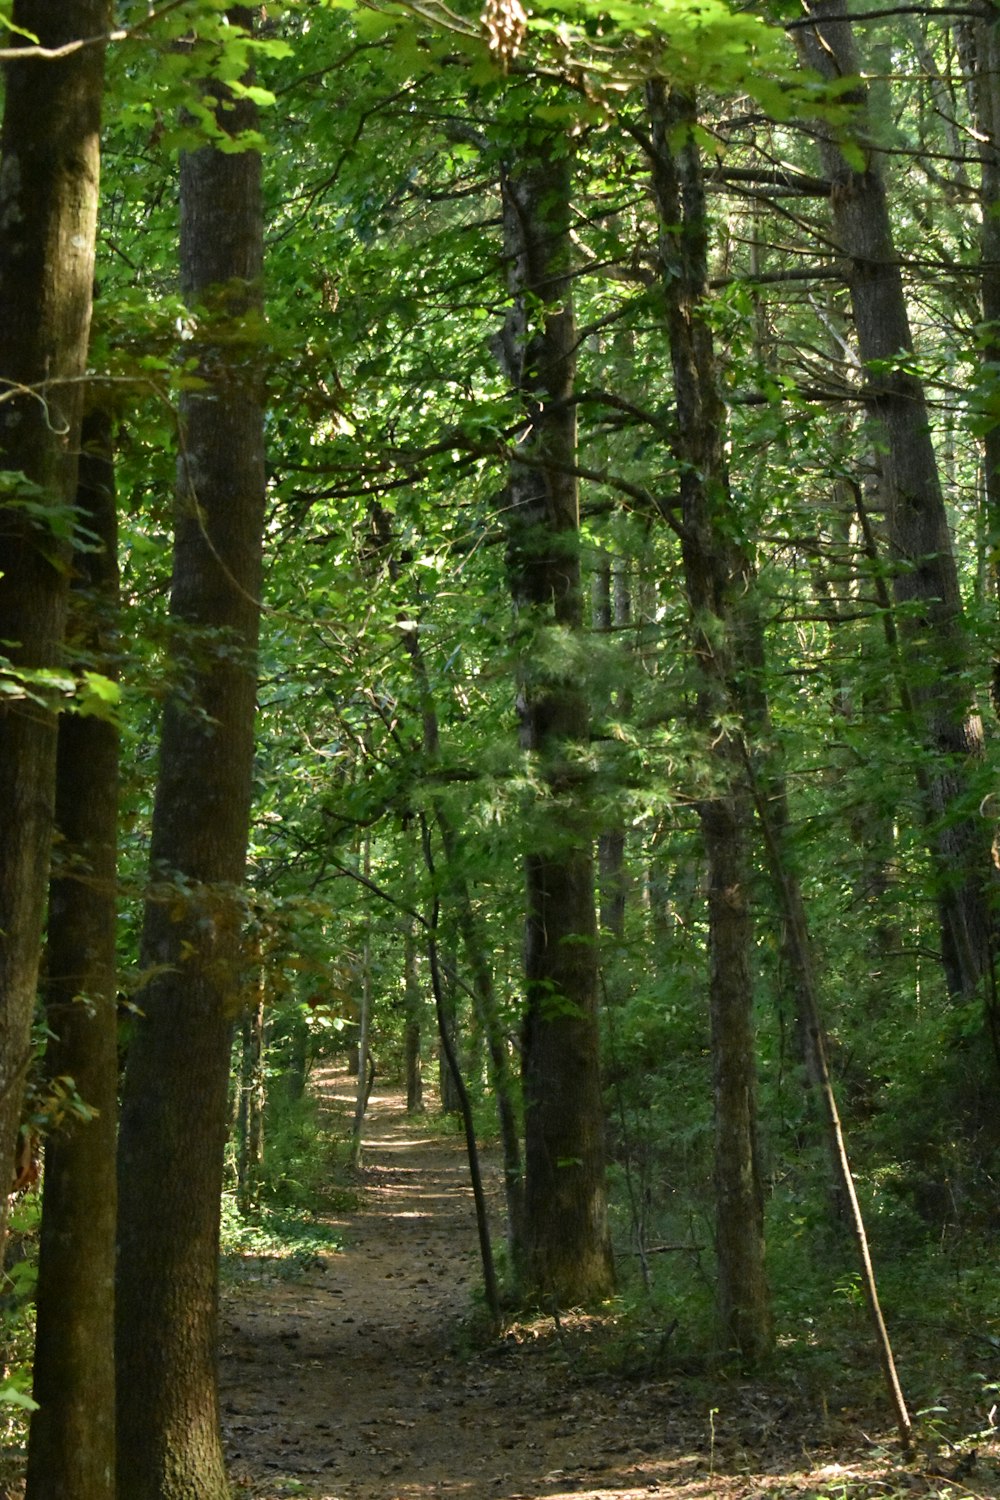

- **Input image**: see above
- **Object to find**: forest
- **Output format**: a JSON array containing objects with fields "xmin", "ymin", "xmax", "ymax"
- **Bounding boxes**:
[{"xmin": 2, "ymin": 0, "xmax": 1000, "ymax": 1496}]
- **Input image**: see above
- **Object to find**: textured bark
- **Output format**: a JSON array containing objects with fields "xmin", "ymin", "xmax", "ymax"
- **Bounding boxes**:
[
  {"xmin": 0, "ymin": 0, "xmax": 107, "ymax": 1259},
  {"xmin": 115, "ymin": 47, "xmax": 265, "ymax": 1500},
  {"xmin": 969, "ymin": 6, "xmax": 1000, "ymax": 706},
  {"xmin": 646, "ymin": 81, "xmax": 772, "ymax": 1363},
  {"xmin": 798, "ymin": 2, "xmax": 995, "ymax": 1002},
  {"xmin": 499, "ymin": 127, "xmax": 613, "ymax": 1306},
  {"xmin": 26, "ymin": 410, "xmax": 118, "ymax": 1500}
]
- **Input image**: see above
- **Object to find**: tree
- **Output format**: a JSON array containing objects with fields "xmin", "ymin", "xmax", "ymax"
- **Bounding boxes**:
[
  {"xmin": 114, "ymin": 15, "xmax": 266, "ymax": 1494},
  {"xmin": 797, "ymin": 0, "xmax": 997, "ymax": 1005},
  {"xmin": 497, "ymin": 111, "xmax": 614, "ymax": 1305},
  {"xmin": 645, "ymin": 79, "xmax": 772, "ymax": 1362},
  {"xmin": 25, "ymin": 411, "xmax": 119, "ymax": 1498},
  {"xmin": 0, "ymin": 0, "xmax": 110, "ymax": 1259}
]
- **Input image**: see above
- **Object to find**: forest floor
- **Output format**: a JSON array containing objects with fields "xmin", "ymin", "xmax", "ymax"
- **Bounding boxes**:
[{"xmin": 219, "ymin": 1071, "xmax": 1000, "ymax": 1500}]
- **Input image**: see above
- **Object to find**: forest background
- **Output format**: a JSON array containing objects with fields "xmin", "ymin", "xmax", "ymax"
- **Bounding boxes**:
[{"xmin": 3, "ymin": 0, "xmax": 1000, "ymax": 1496}]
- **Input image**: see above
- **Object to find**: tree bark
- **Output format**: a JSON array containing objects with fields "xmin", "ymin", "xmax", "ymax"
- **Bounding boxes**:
[
  {"xmin": 0, "ymin": 0, "xmax": 108, "ymax": 1260},
  {"xmin": 798, "ymin": 1, "xmax": 996, "ymax": 1003},
  {"xmin": 594, "ymin": 556, "xmax": 631, "ymax": 947},
  {"xmin": 349, "ymin": 839, "xmax": 373, "ymax": 1167},
  {"xmin": 236, "ymin": 960, "xmax": 266, "ymax": 1215},
  {"xmin": 115, "ymin": 33, "xmax": 266, "ymax": 1498},
  {"xmin": 403, "ymin": 924, "xmax": 424, "ymax": 1114},
  {"xmin": 646, "ymin": 80, "xmax": 772, "ymax": 1363},
  {"xmin": 26, "ymin": 409, "xmax": 118, "ymax": 1500},
  {"xmin": 968, "ymin": 6, "xmax": 1000, "ymax": 707},
  {"xmin": 498, "ymin": 124, "xmax": 613, "ymax": 1306}
]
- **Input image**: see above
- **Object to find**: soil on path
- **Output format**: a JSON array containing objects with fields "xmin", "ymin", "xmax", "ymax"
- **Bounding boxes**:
[{"xmin": 219, "ymin": 1074, "xmax": 991, "ymax": 1500}]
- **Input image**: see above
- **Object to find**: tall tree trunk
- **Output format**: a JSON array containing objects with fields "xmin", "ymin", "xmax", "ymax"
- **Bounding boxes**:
[
  {"xmin": 646, "ymin": 81, "xmax": 772, "ymax": 1363},
  {"xmin": 498, "ymin": 123, "xmax": 613, "ymax": 1306},
  {"xmin": 26, "ymin": 410, "xmax": 118, "ymax": 1500},
  {"xmin": 798, "ymin": 1, "xmax": 996, "ymax": 1003},
  {"xmin": 0, "ymin": 0, "xmax": 108, "ymax": 1259},
  {"xmin": 969, "ymin": 6, "xmax": 1000, "ymax": 708},
  {"xmin": 115, "ymin": 30, "xmax": 266, "ymax": 1498}
]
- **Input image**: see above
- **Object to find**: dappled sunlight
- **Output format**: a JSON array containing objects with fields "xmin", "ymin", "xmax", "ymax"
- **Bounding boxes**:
[{"xmin": 224, "ymin": 1074, "xmax": 997, "ymax": 1500}]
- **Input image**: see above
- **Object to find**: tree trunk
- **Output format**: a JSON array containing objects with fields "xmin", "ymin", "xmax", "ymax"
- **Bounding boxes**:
[
  {"xmin": 403, "ymin": 924, "xmax": 423, "ymax": 1114},
  {"xmin": 350, "ymin": 839, "xmax": 373, "ymax": 1168},
  {"xmin": 437, "ymin": 951, "xmax": 462, "ymax": 1116},
  {"xmin": 747, "ymin": 753, "xmax": 913, "ymax": 1451},
  {"xmin": 115, "ymin": 33, "xmax": 266, "ymax": 1498},
  {"xmin": 646, "ymin": 81, "xmax": 772, "ymax": 1363},
  {"xmin": 798, "ymin": 1, "xmax": 996, "ymax": 1002},
  {"xmin": 969, "ymin": 6, "xmax": 1000, "ymax": 708},
  {"xmin": 594, "ymin": 556, "xmax": 631, "ymax": 947},
  {"xmin": 26, "ymin": 409, "xmax": 118, "ymax": 1500},
  {"xmin": 373, "ymin": 492, "xmax": 526, "ymax": 1252},
  {"xmin": 498, "ymin": 123, "xmax": 614, "ymax": 1306},
  {"xmin": 237, "ymin": 964, "xmax": 266, "ymax": 1215},
  {"xmin": 0, "ymin": 0, "xmax": 108, "ymax": 1260}
]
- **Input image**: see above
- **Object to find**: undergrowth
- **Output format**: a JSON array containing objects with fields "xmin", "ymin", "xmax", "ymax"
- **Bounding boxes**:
[{"xmin": 219, "ymin": 1196, "xmax": 345, "ymax": 1283}]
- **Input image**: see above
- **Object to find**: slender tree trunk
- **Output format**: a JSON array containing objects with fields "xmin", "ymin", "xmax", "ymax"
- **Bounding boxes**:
[
  {"xmin": 115, "ymin": 30, "xmax": 266, "ymax": 1498},
  {"xmin": 798, "ymin": 1, "xmax": 996, "ymax": 1002},
  {"xmin": 403, "ymin": 924, "xmax": 423, "ymax": 1114},
  {"xmin": 237, "ymin": 963, "xmax": 266, "ymax": 1215},
  {"xmin": 646, "ymin": 81, "xmax": 772, "ymax": 1363},
  {"xmin": 746, "ymin": 751, "xmax": 913, "ymax": 1451},
  {"xmin": 437, "ymin": 951, "xmax": 462, "ymax": 1115},
  {"xmin": 594, "ymin": 557, "xmax": 631, "ymax": 947},
  {"xmin": 350, "ymin": 840, "xmax": 373, "ymax": 1167},
  {"xmin": 372, "ymin": 493, "xmax": 526, "ymax": 1252},
  {"xmin": 0, "ymin": 0, "xmax": 108, "ymax": 1259},
  {"xmin": 26, "ymin": 409, "xmax": 118, "ymax": 1500},
  {"xmin": 498, "ymin": 123, "xmax": 613, "ymax": 1305}
]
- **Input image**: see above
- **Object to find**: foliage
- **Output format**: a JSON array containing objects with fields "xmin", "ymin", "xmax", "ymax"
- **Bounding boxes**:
[
  {"xmin": 7, "ymin": 0, "xmax": 1000, "ymax": 1474},
  {"xmin": 0, "ymin": 1193, "xmax": 41, "ymax": 1467}
]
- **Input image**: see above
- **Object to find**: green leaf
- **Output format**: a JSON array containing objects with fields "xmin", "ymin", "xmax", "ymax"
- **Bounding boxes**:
[{"xmin": 0, "ymin": 1382, "xmax": 39, "ymax": 1412}]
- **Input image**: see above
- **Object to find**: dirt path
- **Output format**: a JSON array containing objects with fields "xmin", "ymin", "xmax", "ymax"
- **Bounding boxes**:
[{"xmin": 218, "ymin": 1074, "xmax": 989, "ymax": 1500}]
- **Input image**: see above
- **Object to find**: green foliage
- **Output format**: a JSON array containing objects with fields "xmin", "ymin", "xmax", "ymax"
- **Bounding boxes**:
[
  {"xmin": 9, "ymin": 0, "xmax": 1000, "ymax": 1449},
  {"xmin": 219, "ymin": 1196, "xmax": 345, "ymax": 1283},
  {"xmin": 0, "ymin": 1194, "xmax": 41, "ymax": 1464}
]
